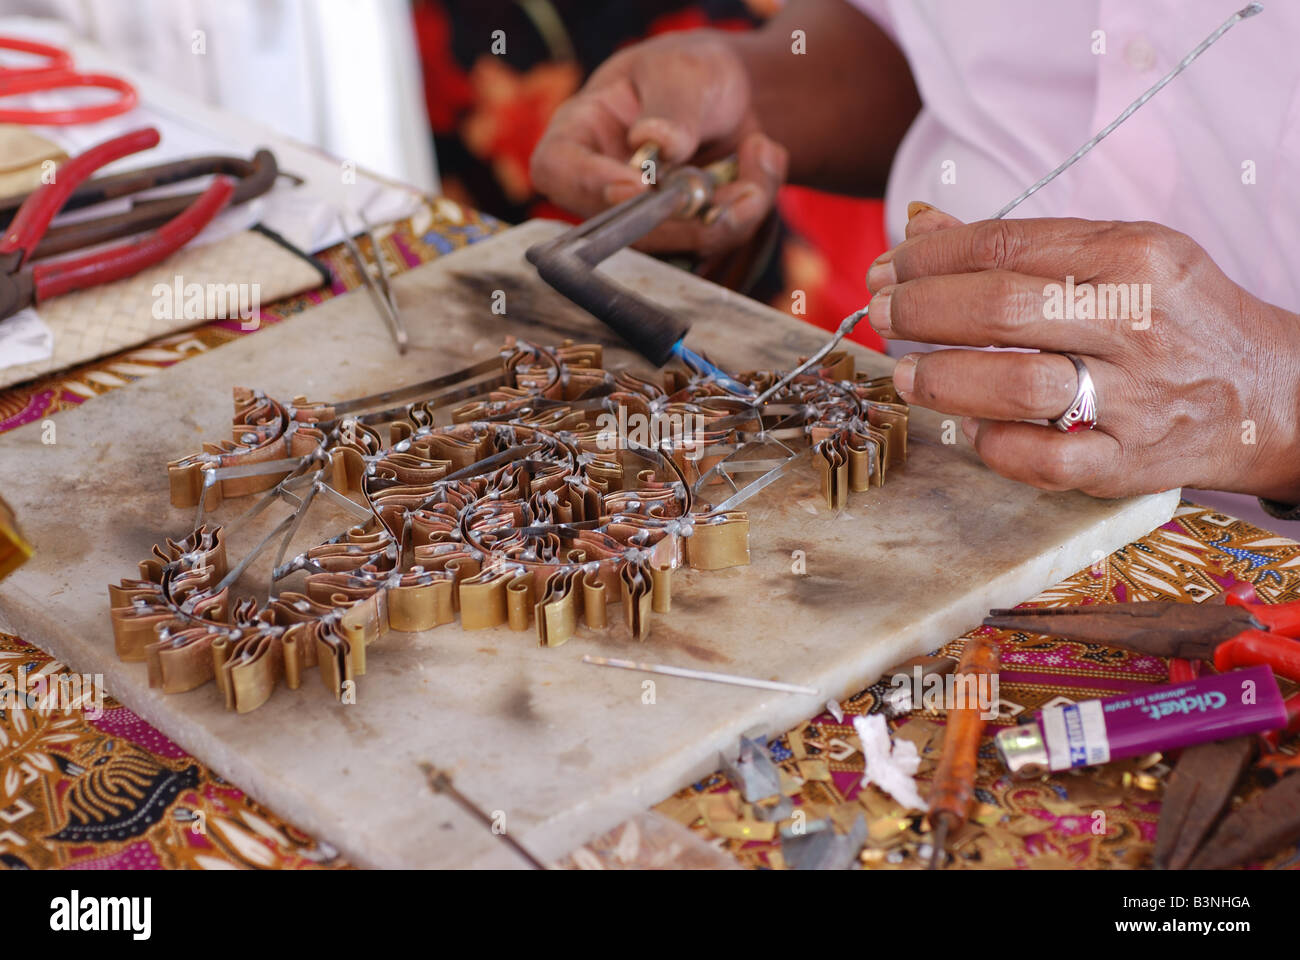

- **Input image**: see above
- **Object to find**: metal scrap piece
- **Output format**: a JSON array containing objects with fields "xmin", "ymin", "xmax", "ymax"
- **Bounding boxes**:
[
  {"xmin": 720, "ymin": 736, "xmax": 784, "ymax": 803},
  {"xmin": 1186, "ymin": 771, "xmax": 1300, "ymax": 870},
  {"xmin": 781, "ymin": 814, "xmax": 869, "ymax": 870},
  {"xmin": 1153, "ymin": 736, "xmax": 1254, "ymax": 870},
  {"xmin": 752, "ymin": 796, "xmax": 795, "ymax": 823}
]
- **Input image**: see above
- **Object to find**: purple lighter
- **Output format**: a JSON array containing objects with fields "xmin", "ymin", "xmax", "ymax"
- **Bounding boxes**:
[{"xmin": 995, "ymin": 665, "xmax": 1288, "ymax": 777}]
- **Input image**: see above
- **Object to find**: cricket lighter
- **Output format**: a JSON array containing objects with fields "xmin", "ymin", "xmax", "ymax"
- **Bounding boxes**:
[{"xmin": 996, "ymin": 665, "xmax": 1288, "ymax": 777}]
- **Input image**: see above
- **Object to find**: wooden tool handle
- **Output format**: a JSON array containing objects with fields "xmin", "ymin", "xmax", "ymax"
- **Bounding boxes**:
[{"xmin": 929, "ymin": 635, "xmax": 1000, "ymax": 825}]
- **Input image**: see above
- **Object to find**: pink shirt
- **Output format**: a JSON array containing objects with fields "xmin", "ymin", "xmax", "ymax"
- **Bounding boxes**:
[{"xmin": 850, "ymin": 0, "xmax": 1300, "ymax": 310}]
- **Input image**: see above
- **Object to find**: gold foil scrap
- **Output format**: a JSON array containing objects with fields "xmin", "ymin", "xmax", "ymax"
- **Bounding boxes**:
[
  {"xmin": 796, "ymin": 759, "xmax": 831, "ymax": 782},
  {"xmin": 787, "ymin": 729, "xmax": 806, "ymax": 760},
  {"xmin": 709, "ymin": 820, "xmax": 776, "ymax": 842}
]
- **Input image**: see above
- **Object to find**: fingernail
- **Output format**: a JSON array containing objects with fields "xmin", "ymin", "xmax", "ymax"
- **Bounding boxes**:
[
  {"xmin": 893, "ymin": 354, "xmax": 917, "ymax": 397},
  {"xmin": 907, "ymin": 201, "xmax": 935, "ymax": 220},
  {"xmin": 868, "ymin": 286, "xmax": 893, "ymax": 336},
  {"xmin": 866, "ymin": 250, "xmax": 897, "ymax": 292},
  {"xmin": 757, "ymin": 138, "xmax": 786, "ymax": 179},
  {"xmin": 961, "ymin": 418, "xmax": 978, "ymax": 443},
  {"xmin": 630, "ymin": 119, "xmax": 689, "ymax": 162},
  {"xmin": 604, "ymin": 182, "xmax": 641, "ymax": 206},
  {"xmin": 722, "ymin": 183, "xmax": 764, "ymax": 229}
]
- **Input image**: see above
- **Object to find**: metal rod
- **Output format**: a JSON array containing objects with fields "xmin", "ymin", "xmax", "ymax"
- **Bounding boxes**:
[
  {"xmin": 928, "ymin": 818, "xmax": 949, "ymax": 870},
  {"xmin": 710, "ymin": 450, "xmax": 808, "ymax": 511},
  {"xmin": 338, "ymin": 210, "xmax": 409, "ymax": 354},
  {"xmin": 213, "ymin": 469, "xmax": 325, "ymax": 593},
  {"xmin": 268, "ymin": 480, "xmax": 323, "ymax": 590},
  {"xmin": 314, "ymin": 480, "xmax": 375, "ymax": 521},
  {"xmin": 420, "ymin": 763, "xmax": 548, "ymax": 869},
  {"xmin": 751, "ymin": 308, "xmax": 866, "ymax": 406},
  {"xmin": 991, "ymin": 2, "xmax": 1263, "ymax": 220},
  {"xmin": 327, "ymin": 356, "xmax": 502, "ymax": 416},
  {"xmin": 582, "ymin": 654, "xmax": 819, "ymax": 696}
]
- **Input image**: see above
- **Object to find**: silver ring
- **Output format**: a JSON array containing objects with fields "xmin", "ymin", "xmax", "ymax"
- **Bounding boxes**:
[{"xmin": 1051, "ymin": 354, "xmax": 1097, "ymax": 433}]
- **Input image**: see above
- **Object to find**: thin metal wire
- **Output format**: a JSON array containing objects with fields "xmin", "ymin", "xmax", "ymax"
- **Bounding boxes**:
[
  {"xmin": 992, "ymin": 2, "xmax": 1262, "ymax": 219},
  {"xmin": 751, "ymin": 308, "xmax": 867, "ymax": 406},
  {"xmin": 753, "ymin": 2, "xmax": 1264, "ymax": 408},
  {"xmin": 582, "ymin": 655, "xmax": 820, "ymax": 696}
]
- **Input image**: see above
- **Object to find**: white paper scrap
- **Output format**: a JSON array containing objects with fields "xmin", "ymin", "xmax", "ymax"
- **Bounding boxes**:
[
  {"xmin": 852, "ymin": 713, "xmax": 928, "ymax": 811},
  {"xmin": 0, "ymin": 309, "xmax": 55, "ymax": 370}
]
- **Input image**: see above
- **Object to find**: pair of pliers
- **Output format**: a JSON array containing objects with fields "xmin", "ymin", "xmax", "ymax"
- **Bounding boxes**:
[{"xmin": 0, "ymin": 127, "xmax": 233, "ymax": 321}]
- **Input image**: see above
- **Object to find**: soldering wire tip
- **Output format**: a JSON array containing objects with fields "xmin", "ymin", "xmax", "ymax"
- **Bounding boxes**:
[{"xmin": 1240, "ymin": 2, "xmax": 1263, "ymax": 17}]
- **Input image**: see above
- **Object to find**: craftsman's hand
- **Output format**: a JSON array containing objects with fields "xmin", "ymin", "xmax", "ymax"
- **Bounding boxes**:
[
  {"xmin": 530, "ymin": 31, "xmax": 787, "ymax": 256},
  {"xmin": 866, "ymin": 206, "xmax": 1300, "ymax": 501}
]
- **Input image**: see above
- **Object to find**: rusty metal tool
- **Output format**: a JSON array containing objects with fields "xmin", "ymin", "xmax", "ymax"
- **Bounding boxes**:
[
  {"xmin": 420, "ymin": 763, "xmax": 547, "ymax": 869},
  {"xmin": 525, "ymin": 145, "xmax": 752, "ymax": 394},
  {"xmin": 984, "ymin": 597, "xmax": 1300, "ymax": 681},
  {"xmin": 1153, "ymin": 736, "xmax": 1256, "ymax": 870},
  {"xmin": 1154, "ymin": 691, "xmax": 1300, "ymax": 869},
  {"xmin": 928, "ymin": 633, "xmax": 1000, "ymax": 869},
  {"xmin": 0, "ymin": 127, "xmax": 234, "ymax": 322},
  {"xmin": 0, "ymin": 148, "xmax": 282, "ymax": 261},
  {"xmin": 1186, "ymin": 768, "xmax": 1300, "ymax": 869}
]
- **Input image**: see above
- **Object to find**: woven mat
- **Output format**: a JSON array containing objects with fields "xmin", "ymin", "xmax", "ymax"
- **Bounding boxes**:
[
  {"xmin": 0, "ymin": 229, "xmax": 329, "ymax": 390},
  {"xmin": 0, "ymin": 203, "xmax": 1295, "ymax": 870}
]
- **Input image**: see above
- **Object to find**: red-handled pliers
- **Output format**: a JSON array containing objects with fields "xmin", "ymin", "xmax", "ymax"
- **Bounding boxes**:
[
  {"xmin": 983, "ymin": 586, "xmax": 1300, "ymax": 682},
  {"xmin": 0, "ymin": 127, "xmax": 233, "ymax": 321}
]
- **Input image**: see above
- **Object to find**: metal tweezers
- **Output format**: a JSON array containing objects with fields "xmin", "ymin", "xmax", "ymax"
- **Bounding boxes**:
[{"xmin": 337, "ymin": 210, "xmax": 408, "ymax": 354}]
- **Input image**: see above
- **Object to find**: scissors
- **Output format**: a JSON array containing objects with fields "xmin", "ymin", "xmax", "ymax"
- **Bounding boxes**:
[
  {"xmin": 0, "ymin": 35, "xmax": 137, "ymax": 125},
  {"xmin": 0, "ymin": 126, "xmax": 232, "ymax": 321}
]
